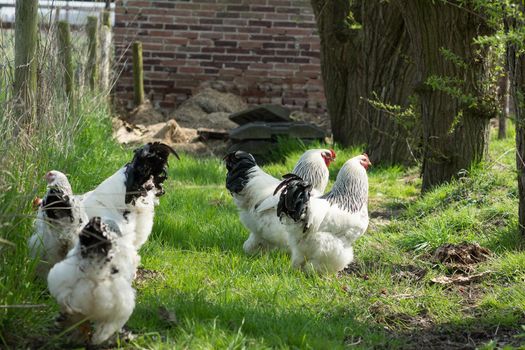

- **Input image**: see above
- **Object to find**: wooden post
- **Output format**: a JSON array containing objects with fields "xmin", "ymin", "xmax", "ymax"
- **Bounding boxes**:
[
  {"xmin": 14, "ymin": 0, "xmax": 39, "ymax": 123},
  {"xmin": 57, "ymin": 21, "xmax": 74, "ymax": 105},
  {"xmin": 102, "ymin": 10, "xmax": 111, "ymax": 28},
  {"xmin": 132, "ymin": 41, "xmax": 144, "ymax": 106},
  {"xmin": 100, "ymin": 25, "xmax": 112, "ymax": 92},
  {"xmin": 86, "ymin": 16, "xmax": 99, "ymax": 91}
]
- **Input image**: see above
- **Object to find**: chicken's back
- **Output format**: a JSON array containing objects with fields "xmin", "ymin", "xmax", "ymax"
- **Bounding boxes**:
[{"xmin": 82, "ymin": 168, "xmax": 127, "ymax": 219}]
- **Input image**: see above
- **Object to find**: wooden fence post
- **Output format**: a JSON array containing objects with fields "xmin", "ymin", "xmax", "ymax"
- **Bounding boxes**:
[
  {"xmin": 14, "ymin": 0, "xmax": 38, "ymax": 123},
  {"xmin": 133, "ymin": 41, "xmax": 144, "ymax": 106},
  {"xmin": 100, "ymin": 9, "xmax": 112, "ymax": 93},
  {"xmin": 57, "ymin": 21, "xmax": 74, "ymax": 106},
  {"xmin": 86, "ymin": 16, "xmax": 99, "ymax": 91},
  {"xmin": 100, "ymin": 26, "xmax": 112, "ymax": 92},
  {"xmin": 102, "ymin": 10, "xmax": 111, "ymax": 28}
]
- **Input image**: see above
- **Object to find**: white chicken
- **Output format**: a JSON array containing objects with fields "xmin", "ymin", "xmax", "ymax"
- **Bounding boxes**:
[
  {"xmin": 276, "ymin": 154, "xmax": 371, "ymax": 274},
  {"xmin": 47, "ymin": 216, "xmax": 139, "ymax": 345},
  {"xmin": 81, "ymin": 142, "xmax": 178, "ymax": 249},
  {"xmin": 224, "ymin": 149, "xmax": 336, "ymax": 254},
  {"xmin": 28, "ymin": 171, "xmax": 87, "ymax": 279}
]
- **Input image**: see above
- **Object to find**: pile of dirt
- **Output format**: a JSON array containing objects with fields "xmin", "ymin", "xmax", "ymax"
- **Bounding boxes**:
[
  {"xmin": 123, "ymin": 100, "xmax": 167, "ymax": 125},
  {"xmin": 113, "ymin": 118, "xmax": 197, "ymax": 145},
  {"xmin": 113, "ymin": 87, "xmax": 250, "ymax": 156},
  {"xmin": 433, "ymin": 242, "xmax": 491, "ymax": 266},
  {"xmin": 169, "ymin": 87, "xmax": 247, "ymax": 130},
  {"xmin": 430, "ymin": 242, "xmax": 492, "ymax": 286}
]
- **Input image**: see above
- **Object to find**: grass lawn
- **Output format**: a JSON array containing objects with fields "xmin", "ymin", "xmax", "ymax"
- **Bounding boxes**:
[{"xmin": 1, "ymin": 107, "xmax": 524, "ymax": 349}]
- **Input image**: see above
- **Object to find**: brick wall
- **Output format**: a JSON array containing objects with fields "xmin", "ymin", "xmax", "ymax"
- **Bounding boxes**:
[{"xmin": 113, "ymin": 0, "xmax": 326, "ymax": 115}]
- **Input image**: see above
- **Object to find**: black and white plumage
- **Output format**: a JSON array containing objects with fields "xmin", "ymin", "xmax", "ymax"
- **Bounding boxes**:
[
  {"xmin": 47, "ymin": 216, "xmax": 139, "ymax": 345},
  {"xmin": 81, "ymin": 142, "xmax": 179, "ymax": 249},
  {"xmin": 29, "ymin": 171, "xmax": 87, "ymax": 279},
  {"xmin": 277, "ymin": 154, "xmax": 371, "ymax": 274},
  {"xmin": 224, "ymin": 149, "xmax": 336, "ymax": 254}
]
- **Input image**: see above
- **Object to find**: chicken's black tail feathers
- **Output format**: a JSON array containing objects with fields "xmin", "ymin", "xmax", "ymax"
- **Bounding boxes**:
[
  {"xmin": 79, "ymin": 217, "xmax": 112, "ymax": 259},
  {"xmin": 42, "ymin": 188, "xmax": 73, "ymax": 222},
  {"xmin": 125, "ymin": 142, "xmax": 179, "ymax": 204},
  {"xmin": 224, "ymin": 151, "xmax": 257, "ymax": 194},
  {"xmin": 276, "ymin": 174, "xmax": 312, "ymax": 231}
]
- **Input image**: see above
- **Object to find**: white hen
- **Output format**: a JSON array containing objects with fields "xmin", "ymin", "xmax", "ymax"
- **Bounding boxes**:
[
  {"xmin": 276, "ymin": 154, "xmax": 371, "ymax": 274},
  {"xmin": 28, "ymin": 171, "xmax": 87, "ymax": 279},
  {"xmin": 224, "ymin": 149, "xmax": 336, "ymax": 254},
  {"xmin": 81, "ymin": 142, "xmax": 178, "ymax": 249},
  {"xmin": 47, "ymin": 216, "xmax": 139, "ymax": 345}
]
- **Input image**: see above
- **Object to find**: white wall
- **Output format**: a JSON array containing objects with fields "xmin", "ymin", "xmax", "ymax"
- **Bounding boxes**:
[{"xmin": 0, "ymin": 1, "xmax": 115, "ymax": 27}]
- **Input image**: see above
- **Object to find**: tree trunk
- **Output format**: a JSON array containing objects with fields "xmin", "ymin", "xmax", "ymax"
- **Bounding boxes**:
[
  {"xmin": 498, "ymin": 74, "xmax": 508, "ymax": 140},
  {"xmin": 508, "ymin": 17, "xmax": 525, "ymax": 239},
  {"xmin": 360, "ymin": 3, "xmax": 419, "ymax": 165},
  {"xmin": 499, "ymin": 13, "xmax": 512, "ymax": 140},
  {"xmin": 518, "ymin": 76, "xmax": 525, "ymax": 239},
  {"xmin": 310, "ymin": 0, "xmax": 418, "ymax": 165},
  {"xmin": 394, "ymin": 0, "xmax": 494, "ymax": 191},
  {"xmin": 310, "ymin": 0, "xmax": 362, "ymax": 146},
  {"xmin": 14, "ymin": 0, "xmax": 39, "ymax": 125}
]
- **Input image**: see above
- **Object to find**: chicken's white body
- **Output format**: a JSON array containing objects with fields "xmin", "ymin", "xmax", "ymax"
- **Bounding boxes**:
[
  {"xmin": 81, "ymin": 142, "xmax": 177, "ymax": 250},
  {"xmin": 29, "ymin": 171, "xmax": 88, "ymax": 279},
  {"xmin": 226, "ymin": 150, "xmax": 334, "ymax": 254},
  {"xmin": 47, "ymin": 218, "xmax": 139, "ymax": 345},
  {"xmin": 81, "ymin": 168, "xmax": 156, "ymax": 249},
  {"xmin": 279, "ymin": 155, "xmax": 370, "ymax": 274},
  {"xmin": 236, "ymin": 169, "xmax": 288, "ymax": 251},
  {"xmin": 287, "ymin": 201, "xmax": 368, "ymax": 273}
]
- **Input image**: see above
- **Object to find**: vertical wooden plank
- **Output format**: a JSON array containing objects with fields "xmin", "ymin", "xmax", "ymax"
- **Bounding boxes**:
[
  {"xmin": 133, "ymin": 41, "xmax": 144, "ymax": 106},
  {"xmin": 86, "ymin": 16, "xmax": 99, "ymax": 91},
  {"xmin": 14, "ymin": 0, "xmax": 39, "ymax": 123}
]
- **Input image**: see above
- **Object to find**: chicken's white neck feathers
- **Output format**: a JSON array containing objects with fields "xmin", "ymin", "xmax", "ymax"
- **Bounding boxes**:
[
  {"xmin": 292, "ymin": 149, "xmax": 329, "ymax": 193},
  {"xmin": 322, "ymin": 158, "xmax": 368, "ymax": 213}
]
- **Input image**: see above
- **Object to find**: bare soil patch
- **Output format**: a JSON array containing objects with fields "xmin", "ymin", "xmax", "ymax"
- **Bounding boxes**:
[
  {"xmin": 341, "ymin": 261, "xmax": 428, "ymax": 283},
  {"xmin": 399, "ymin": 324, "xmax": 522, "ymax": 349},
  {"xmin": 134, "ymin": 267, "xmax": 164, "ymax": 287}
]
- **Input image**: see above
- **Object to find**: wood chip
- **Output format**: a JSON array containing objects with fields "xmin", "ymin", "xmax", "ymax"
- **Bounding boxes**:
[{"xmin": 431, "ymin": 271, "xmax": 492, "ymax": 285}]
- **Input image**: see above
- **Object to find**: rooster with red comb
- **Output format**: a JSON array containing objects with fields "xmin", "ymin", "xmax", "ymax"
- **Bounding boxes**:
[
  {"xmin": 225, "ymin": 148, "xmax": 336, "ymax": 255},
  {"xmin": 276, "ymin": 153, "xmax": 371, "ymax": 274}
]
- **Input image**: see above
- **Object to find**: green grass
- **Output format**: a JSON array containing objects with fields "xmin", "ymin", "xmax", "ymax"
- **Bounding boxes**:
[{"xmin": 1, "ymin": 105, "xmax": 524, "ymax": 349}]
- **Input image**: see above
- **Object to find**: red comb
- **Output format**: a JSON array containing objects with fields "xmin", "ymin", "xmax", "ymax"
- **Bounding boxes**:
[{"xmin": 330, "ymin": 149, "xmax": 336, "ymax": 158}]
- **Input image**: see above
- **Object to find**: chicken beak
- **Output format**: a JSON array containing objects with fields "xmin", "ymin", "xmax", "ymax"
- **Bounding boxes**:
[{"xmin": 32, "ymin": 196, "xmax": 42, "ymax": 210}]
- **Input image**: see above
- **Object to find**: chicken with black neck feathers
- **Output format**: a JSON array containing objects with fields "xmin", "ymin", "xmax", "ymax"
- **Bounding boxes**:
[
  {"xmin": 225, "ymin": 149, "xmax": 336, "ymax": 254},
  {"xmin": 48, "ymin": 216, "xmax": 139, "ymax": 345},
  {"xmin": 29, "ymin": 170, "xmax": 87, "ymax": 279},
  {"xmin": 276, "ymin": 154, "xmax": 371, "ymax": 274},
  {"xmin": 82, "ymin": 142, "xmax": 179, "ymax": 249}
]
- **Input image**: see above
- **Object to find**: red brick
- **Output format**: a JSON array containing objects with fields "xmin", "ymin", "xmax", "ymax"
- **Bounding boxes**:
[
  {"xmin": 114, "ymin": 0, "xmax": 325, "ymax": 114},
  {"xmin": 179, "ymin": 67, "xmax": 205, "ymax": 74}
]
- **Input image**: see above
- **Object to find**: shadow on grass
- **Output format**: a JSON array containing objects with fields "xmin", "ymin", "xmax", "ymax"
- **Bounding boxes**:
[
  {"xmin": 130, "ymin": 290, "xmax": 395, "ymax": 349},
  {"xmin": 128, "ymin": 288, "xmax": 524, "ymax": 349},
  {"xmin": 387, "ymin": 315, "xmax": 523, "ymax": 349}
]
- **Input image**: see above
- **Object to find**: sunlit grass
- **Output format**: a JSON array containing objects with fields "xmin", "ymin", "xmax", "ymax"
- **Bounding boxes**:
[
  {"xmin": 1, "ymin": 115, "xmax": 523, "ymax": 348},
  {"xmin": 1, "ymin": 23, "xmax": 523, "ymax": 346}
]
